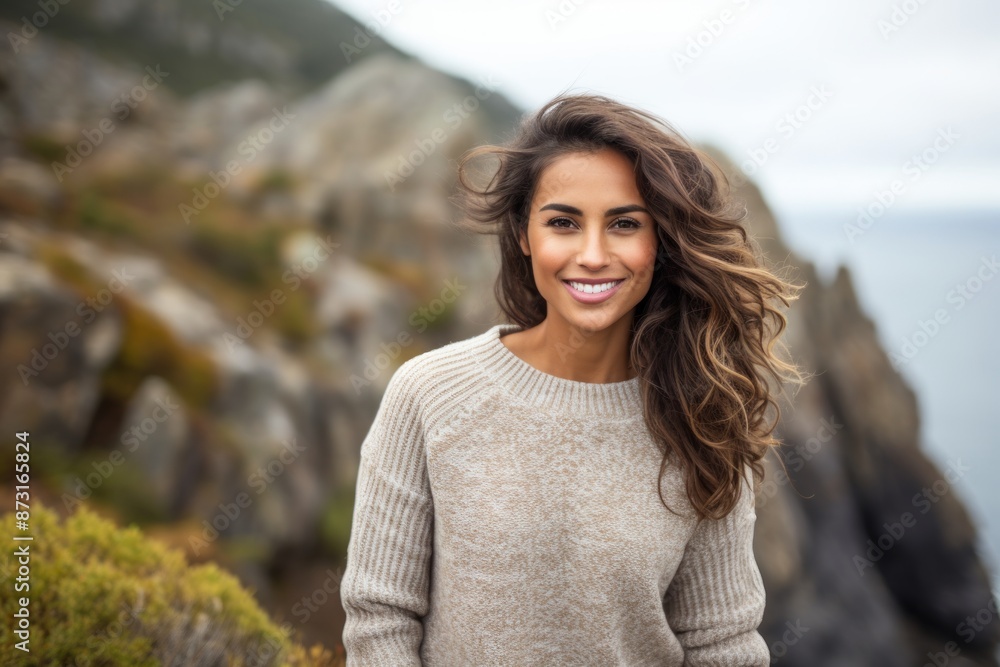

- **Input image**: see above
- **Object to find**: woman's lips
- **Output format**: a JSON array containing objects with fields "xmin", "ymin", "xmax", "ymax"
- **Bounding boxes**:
[{"xmin": 561, "ymin": 279, "xmax": 625, "ymax": 304}]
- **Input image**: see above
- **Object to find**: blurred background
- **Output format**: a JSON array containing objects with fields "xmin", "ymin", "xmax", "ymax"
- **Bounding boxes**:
[{"xmin": 0, "ymin": 0, "xmax": 997, "ymax": 665}]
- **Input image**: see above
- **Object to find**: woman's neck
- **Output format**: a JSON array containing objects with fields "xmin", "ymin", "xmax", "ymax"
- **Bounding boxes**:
[{"xmin": 499, "ymin": 317, "xmax": 635, "ymax": 384}]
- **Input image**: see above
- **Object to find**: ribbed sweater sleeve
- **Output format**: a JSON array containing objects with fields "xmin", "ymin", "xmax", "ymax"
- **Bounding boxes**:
[
  {"xmin": 663, "ymin": 464, "xmax": 771, "ymax": 666},
  {"xmin": 340, "ymin": 360, "xmax": 433, "ymax": 666}
]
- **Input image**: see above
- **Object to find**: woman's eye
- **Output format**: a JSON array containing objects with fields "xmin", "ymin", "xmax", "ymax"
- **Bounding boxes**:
[
  {"xmin": 613, "ymin": 217, "xmax": 640, "ymax": 229},
  {"xmin": 546, "ymin": 217, "xmax": 575, "ymax": 228},
  {"xmin": 545, "ymin": 217, "xmax": 641, "ymax": 229}
]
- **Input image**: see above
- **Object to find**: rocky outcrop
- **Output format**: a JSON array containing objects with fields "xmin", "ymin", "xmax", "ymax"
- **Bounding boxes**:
[
  {"xmin": 0, "ymin": 245, "xmax": 122, "ymax": 454},
  {"xmin": 0, "ymin": 25, "xmax": 514, "ymax": 652},
  {"xmin": 704, "ymin": 145, "xmax": 999, "ymax": 666}
]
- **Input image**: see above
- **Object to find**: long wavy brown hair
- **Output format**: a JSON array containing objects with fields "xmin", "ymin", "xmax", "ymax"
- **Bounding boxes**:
[{"xmin": 451, "ymin": 92, "xmax": 810, "ymax": 521}]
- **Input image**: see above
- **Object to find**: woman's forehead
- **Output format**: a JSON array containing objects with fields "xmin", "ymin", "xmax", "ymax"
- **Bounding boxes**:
[{"xmin": 533, "ymin": 150, "xmax": 642, "ymax": 205}]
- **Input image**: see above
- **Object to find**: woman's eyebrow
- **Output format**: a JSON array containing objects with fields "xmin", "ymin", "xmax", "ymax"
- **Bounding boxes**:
[{"xmin": 539, "ymin": 203, "xmax": 650, "ymax": 216}]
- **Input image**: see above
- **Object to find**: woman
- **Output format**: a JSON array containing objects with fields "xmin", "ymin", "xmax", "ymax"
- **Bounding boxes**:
[{"xmin": 340, "ymin": 92, "xmax": 808, "ymax": 666}]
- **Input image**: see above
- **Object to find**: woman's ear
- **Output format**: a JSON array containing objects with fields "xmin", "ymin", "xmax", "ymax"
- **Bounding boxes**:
[{"xmin": 519, "ymin": 229, "xmax": 530, "ymax": 256}]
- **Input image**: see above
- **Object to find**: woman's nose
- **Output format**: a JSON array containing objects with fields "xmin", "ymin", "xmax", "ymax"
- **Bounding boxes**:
[{"xmin": 575, "ymin": 227, "xmax": 611, "ymax": 268}]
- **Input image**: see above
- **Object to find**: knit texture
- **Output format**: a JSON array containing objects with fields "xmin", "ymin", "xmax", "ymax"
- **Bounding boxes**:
[{"xmin": 340, "ymin": 323, "xmax": 771, "ymax": 666}]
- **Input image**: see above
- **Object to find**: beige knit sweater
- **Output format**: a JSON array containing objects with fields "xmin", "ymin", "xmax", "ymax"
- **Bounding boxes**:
[{"xmin": 340, "ymin": 323, "xmax": 771, "ymax": 666}]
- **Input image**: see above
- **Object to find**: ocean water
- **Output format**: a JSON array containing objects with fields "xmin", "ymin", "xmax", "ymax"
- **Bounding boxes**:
[{"xmin": 773, "ymin": 206, "xmax": 1000, "ymax": 586}]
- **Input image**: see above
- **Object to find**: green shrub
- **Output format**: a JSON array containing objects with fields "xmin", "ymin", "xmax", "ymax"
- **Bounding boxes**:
[
  {"xmin": 0, "ymin": 501, "xmax": 289, "ymax": 666},
  {"xmin": 99, "ymin": 292, "xmax": 218, "ymax": 411},
  {"xmin": 255, "ymin": 169, "xmax": 296, "ymax": 194},
  {"xmin": 35, "ymin": 244, "xmax": 219, "ymax": 411},
  {"xmin": 273, "ymin": 290, "xmax": 317, "ymax": 345},
  {"xmin": 78, "ymin": 191, "xmax": 138, "ymax": 237},
  {"xmin": 22, "ymin": 133, "xmax": 66, "ymax": 164},
  {"xmin": 186, "ymin": 223, "xmax": 284, "ymax": 289},
  {"xmin": 67, "ymin": 455, "xmax": 171, "ymax": 527},
  {"xmin": 0, "ymin": 501, "xmax": 342, "ymax": 666},
  {"xmin": 36, "ymin": 243, "xmax": 93, "ymax": 289}
]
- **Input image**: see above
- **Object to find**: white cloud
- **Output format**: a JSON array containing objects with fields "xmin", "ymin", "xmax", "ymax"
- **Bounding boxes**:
[{"xmin": 329, "ymin": 0, "xmax": 1000, "ymax": 213}]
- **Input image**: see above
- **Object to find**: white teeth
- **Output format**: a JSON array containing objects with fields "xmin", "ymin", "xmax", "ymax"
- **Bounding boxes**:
[{"xmin": 567, "ymin": 280, "xmax": 622, "ymax": 294}]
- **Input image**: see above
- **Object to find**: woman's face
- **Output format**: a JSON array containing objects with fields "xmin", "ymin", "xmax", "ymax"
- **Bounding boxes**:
[{"xmin": 520, "ymin": 147, "xmax": 659, "ymax": 334}]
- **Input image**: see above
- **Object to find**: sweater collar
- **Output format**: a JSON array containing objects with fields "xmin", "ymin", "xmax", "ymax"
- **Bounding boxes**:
[{"xmin": 478, "ymin": 323, "xmax": 644, "ymax": 418}]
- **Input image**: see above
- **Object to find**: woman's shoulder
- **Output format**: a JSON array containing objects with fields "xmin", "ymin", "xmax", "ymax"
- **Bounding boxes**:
[
  {"xmin": 396, "ymin": 326, "xmax": 491, "ymax": 374},
  {"xmin": 385, "ymin": 325, "xmax": 497, "ymax": 407}
]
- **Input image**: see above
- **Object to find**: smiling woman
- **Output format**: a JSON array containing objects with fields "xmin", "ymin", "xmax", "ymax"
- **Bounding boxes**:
[
  {"xmin": 339, "ymin": 92, "xmax": 811, "ymax": 666},
  {"xmin": 508, "ymin": 148, "xmax": 660, "ymax": 378}
]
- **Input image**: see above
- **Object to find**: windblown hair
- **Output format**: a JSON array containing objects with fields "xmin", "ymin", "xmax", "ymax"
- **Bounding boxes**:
[{"xmin": 451, "ymin": 92, "xmax": 810, "ymax": 521}]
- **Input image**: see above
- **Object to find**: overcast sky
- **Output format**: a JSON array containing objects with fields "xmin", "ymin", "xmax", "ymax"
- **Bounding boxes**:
[{"xmin": 328, "ymin": 0, "xmax": 999, "ymax": 220}]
